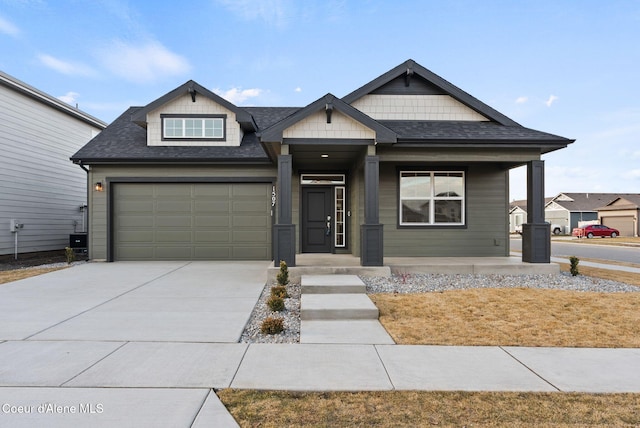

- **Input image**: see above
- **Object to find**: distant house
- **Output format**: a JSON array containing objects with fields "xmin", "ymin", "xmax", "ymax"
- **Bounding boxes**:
[
  {"xmin": 0, "ymin": 71, "xmax": 106, "ymax": 256},
  {"xmin": 598, "ymin": 195, "xmax": 640, "ymax": 237},
  {"xmin": 509, "ymin": 199, "xmax": 527, "ymax": 233},
  {"xmin": 544, "ymin": 193, "xmax": 620, "ymax": 234}
]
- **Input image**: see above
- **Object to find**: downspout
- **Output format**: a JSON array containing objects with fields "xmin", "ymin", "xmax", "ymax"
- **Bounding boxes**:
[{"xmin": 75, "ymin": 160, "xmax": 90, "ymax": 257}]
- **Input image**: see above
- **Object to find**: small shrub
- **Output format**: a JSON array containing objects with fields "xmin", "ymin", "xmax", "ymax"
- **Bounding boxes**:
[
  {"xmin": 569, "ymin": 256, "xmax": 580, "ymax": 276},
  {"xmin": 271, "ymin": 285, "xmax": 289, "ymax": 299},
  {"xmin": 276, "ymin": 260, "xmax": 290, "ymax": 286},
  {"xmin": 260, "ymin": 316, "xmax": 284, "ymax": 335},
  {"xmin": 64, "ymin": 247, "xmax": 75, "ymax": 264},
  {"xmin": 267, "ymin": 295, "xmax": 285, "ymax": 312}
]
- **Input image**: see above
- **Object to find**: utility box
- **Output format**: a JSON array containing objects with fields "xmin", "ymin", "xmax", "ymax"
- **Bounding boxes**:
[
  {"xmin": 69, "ymin": 233, "xmax": 87, "ymax": 249},
  {"xmin": 9, "ymin": 219, "xmax": 24, "ymax": 232}
]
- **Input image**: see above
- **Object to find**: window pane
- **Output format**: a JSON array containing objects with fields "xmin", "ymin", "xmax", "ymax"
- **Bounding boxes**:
[
  {"xmin": 213, "ymin": 119, "xmax": 223, "ymax": 138},
  {"xmin": 434, "ymin": 200, "xmax": 462, "ymax": 223},
  {"xmin": 402, "ymin": 200, "xmax": 429, "ymax": 223},
  {"xmin": 165, "ymin": 119, "xmax": 182, "ymax": 137},
  {"xmin": 400, "ymin": 172, "xmax": 430, "ymax": 198},
  {"xmin": 434, "ymin": 172, "xmax": 464, "ymax": 197},
  {"xmin": 185, "ymin": 119, "xmax": 203, "ymax": 137}
]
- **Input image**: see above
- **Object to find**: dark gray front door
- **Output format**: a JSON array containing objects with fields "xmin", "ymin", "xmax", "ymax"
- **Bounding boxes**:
[{"xmin": 301, "ymin": 186, "xmax": 332, "ymax": 253}]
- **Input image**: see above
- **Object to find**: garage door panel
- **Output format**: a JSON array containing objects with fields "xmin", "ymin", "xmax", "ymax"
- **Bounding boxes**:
[
  {"xmin": 117, "ymin": 231, "xmax": 154, "ymax": 243},
  {"xmin": 114, "ymin": 183, "xmax": 272, "ymax": 261},
  {"xmin": 602, "ymin": 216, "xmax": 634, "ymax": 237},
  {"xmin": 233, "ymin": 216, "xmax": 268, "ymax": 227},
  {"xmin": 195, "ymin": 231, "xmax": 231, "ymax": 242},
  {"xmin": 195, "ymin": 216, "xmax": 230, "ymax": 227}
]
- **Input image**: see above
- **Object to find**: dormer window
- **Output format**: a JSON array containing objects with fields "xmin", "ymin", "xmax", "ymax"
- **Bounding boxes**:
[{"xmin": 162, "ymin": 114, "xmax": 226, "ymax": 140}]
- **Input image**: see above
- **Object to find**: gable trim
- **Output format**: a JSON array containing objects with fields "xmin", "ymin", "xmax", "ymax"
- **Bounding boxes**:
[
  {"xmin": 259, "ymin": 93, "xmax": 397, "ymax": 143},
  {"xmin": 342, "ymin": 59, "xmax": 519, "ymax": 127},
  {"xmin": 131, "ymin": 80, "xmax": 256, "ymax": 132}
]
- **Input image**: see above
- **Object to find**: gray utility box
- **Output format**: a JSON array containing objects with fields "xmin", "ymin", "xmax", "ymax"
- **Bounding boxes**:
[{"xmin": 69, "ymin": 233, "xmax": 87, "ymax": 249}]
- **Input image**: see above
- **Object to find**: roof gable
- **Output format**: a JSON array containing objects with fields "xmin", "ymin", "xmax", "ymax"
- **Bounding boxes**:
[
  {"xmin": 260, "ymin": 93, "xmax": 396, "ymax": 143},
  {"xmin": 131, "ymin": 80, "xmax": 256, "ymax": 132},
  {"xmin": 548, "ymin": 193, "xmax": 619, "ymax": 211},
  {"xmin": 342, "ymin": 59, "xmax": 519, "ymax": 126}
]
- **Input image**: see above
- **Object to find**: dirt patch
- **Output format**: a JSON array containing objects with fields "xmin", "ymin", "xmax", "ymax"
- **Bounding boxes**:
[{"xmin": 0, "ymin": 250, "xmax": 86, "ymax": 271}]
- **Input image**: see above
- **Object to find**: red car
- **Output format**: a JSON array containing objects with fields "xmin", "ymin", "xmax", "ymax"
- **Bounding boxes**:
[{"xmin": 572, "ymin": 224, "xmax": 619, "ymax": 238}]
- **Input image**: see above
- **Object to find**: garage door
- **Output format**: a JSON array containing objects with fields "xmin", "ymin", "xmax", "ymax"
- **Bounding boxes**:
[
  {"xmin": 113, "ymin": 183, "xmax": 272, "ymax": 260},
  {"xmin": 602, "ymin": 216, "xmax": 634, "ymax": 237}
]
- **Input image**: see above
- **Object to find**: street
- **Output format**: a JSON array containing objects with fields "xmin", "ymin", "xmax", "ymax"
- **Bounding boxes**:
[{"xmin": 510, "ymin": 237, "xmax": 640, "ymax": 264}]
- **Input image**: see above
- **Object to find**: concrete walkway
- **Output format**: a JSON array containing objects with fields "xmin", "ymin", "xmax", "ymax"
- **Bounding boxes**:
[{"xmin": 1, "ymin": 261, "xmax": 639, "ymax": 427}]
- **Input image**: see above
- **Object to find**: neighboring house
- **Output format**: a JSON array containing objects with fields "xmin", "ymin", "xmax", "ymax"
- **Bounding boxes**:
[
  {"xmin": 509, "ymin": 199, "xmax": 527, "ymax": 233},
  {"xmin": 0, "ymin": 71, "xmax": 106, "ymax": 256},
  {"xmin": 544, "ymin": 193, "xmax": 620, "ymax": 234},
  {"xmin": 598, "ymin": 195, "xmax": 640, "ymax": 237},
  {"xmin": 71, "ymin": 59, "xmax": 573, "ymax": 266}
]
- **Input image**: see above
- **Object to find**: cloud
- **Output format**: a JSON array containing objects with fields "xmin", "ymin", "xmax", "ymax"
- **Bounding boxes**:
[
  {"xmin": 0, "ymin": 15, "xmax": 20, "ymax": 37},
  {"xmin": 515, "ymin": 96, "xmax": 528, "ymax": 104},
  {"xmin": 98, "ymin": 40, "xmax": 191, "ymax": 84},
  {"xmin": 295, "ymin": 87, "xmax": 302, "ymax": 92},
  {"xmin": 545, "ymin": 95, "xmax": 559, "ymax": 107},
  {"xmin": 58, "ymin": 91, "xmax": 79, "ymax": 105},
  {"xmin": 216, "ymin": 0, "xmax": 292, "ymax": 28},
  {"xmin": 623, "ymin": 169, "xmax": 640, "ymax": 180},
  {"xmin": 38, "ymin": 54, "xmax": 97, "ymax": 77},
  {"xmin": 214, "ymin": 87, "xmax": 263, "ymax": 104}
]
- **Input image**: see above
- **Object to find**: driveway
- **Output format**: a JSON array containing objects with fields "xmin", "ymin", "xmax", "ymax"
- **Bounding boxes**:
[{"xmin": 0, "ymin": 261, "xmax": 269, "ymax": 427}]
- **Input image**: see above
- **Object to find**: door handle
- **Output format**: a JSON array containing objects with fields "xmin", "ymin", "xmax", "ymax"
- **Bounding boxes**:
[{"xmin": 326, "ymin": 215, "xmax": 331, "ymax": 236}]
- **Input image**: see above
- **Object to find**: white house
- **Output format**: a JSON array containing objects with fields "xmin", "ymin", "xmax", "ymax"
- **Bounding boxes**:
[{"xmin": 0, "ymin": 71, "xmax": 106, "ymax": 257}]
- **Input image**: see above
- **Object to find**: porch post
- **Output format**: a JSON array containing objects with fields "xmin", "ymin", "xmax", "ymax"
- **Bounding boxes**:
[
  {"xmin": 273, "ymin": 154, "xmax": 296, "ymax": 267},
  {"xmin": 522, "ymin": 160, "xmax": 550, "ymax": 263},
  {"xmin": 360, "ymin": 155, "xmax": 384, "ymax": 266}
]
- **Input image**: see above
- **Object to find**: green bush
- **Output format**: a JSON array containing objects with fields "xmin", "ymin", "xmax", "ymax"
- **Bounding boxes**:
[
  {"xmin": 271, "ymin": 285, "xmax": 289, "ymax": 299},
  {"xmin": 569, "ymin": 256, "xmax": 580, "ymax": 276},
  {"xmin": 276, "ymin": 260, "xmax": 289, "ymax": 286},
  {"xmin": 260, "ymin": 317, "xmax": 284, "ymax": 335},
  {"xmin": 64, "ymin": 247, "xmax": 75, "ymax": 264},
  {"xmin": 267, "ymin": 295, "xmax": 285, "ymax": 312}
]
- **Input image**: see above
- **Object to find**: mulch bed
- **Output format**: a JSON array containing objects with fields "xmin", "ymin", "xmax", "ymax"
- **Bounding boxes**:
[{"xmin": 0, "ymin": 250, "xmax": 87, "ymax": 271}]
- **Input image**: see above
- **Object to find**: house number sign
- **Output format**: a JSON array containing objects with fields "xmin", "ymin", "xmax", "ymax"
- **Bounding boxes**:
[{"xmin": 271, "ymin": 185, "xmax": 276, "ymax": 207}]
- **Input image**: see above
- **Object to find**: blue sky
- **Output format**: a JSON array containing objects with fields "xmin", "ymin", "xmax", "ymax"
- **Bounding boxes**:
[{"xmin": 1, "ymin": 0, "xmax": 639, "ymax": 201}]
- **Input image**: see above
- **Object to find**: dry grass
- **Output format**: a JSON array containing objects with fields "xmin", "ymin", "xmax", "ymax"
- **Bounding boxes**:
[
  {"xmin": 371, "ymin": 288, "xmax": 640, "ymax": 347},
  {"xmin": 0, "ymin": 267, "xmax": 66, "ymax": 285},
  {"xmin": 218, "ymin": 390, "xmax": 640, "ymax": 427},
  {"xmin": 561, "ymin": 236, "xmax": 640, "ymax": 246},
  {"xmin": 558, "ymin": 262, "xmax": 640, "ymax": 286}
]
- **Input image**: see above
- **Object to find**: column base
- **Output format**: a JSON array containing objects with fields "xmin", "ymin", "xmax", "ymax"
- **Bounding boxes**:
[
  {"xmin": 522, "ymin": 223, "xmax": 551, "ymax": 263},
  {"xmin": 360, "ymin": 224, "xmax": 384, "ymax": 266},
  {"xmin": 273, "ymin": 224, "xmax": 296, "ymax": 267}
]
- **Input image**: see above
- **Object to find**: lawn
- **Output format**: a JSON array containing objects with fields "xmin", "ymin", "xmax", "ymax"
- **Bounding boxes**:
[
  {"xmin": 0, "ymin": 267, "xmax": 66, "ymax": 285},
  {"xmin": 220, "ymin": 256, "xmax": 640, "ymax": 427}
]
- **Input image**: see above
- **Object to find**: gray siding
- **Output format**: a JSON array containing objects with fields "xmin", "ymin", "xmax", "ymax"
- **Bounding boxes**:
[
  {"xmin": 380, "ymin": 163, "xmax": 510, "ymax": 257},
  {"xmin": 0, "ymin": 84, "xmax": 102, "ymax": 255},
  {"xmin": 88, "ymin": 164, "xmax": 277, "ymax": 260}
]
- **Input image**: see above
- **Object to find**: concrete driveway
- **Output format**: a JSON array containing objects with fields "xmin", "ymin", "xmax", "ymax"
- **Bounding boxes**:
[{"xmin": 0, "ymin": 261, "xmax": 269, "ymax": 427}]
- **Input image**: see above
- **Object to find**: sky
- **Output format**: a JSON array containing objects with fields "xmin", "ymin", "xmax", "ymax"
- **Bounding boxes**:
[{"xmin": 1, "ymin": 0, "xmax": 639, "ymax": 201}]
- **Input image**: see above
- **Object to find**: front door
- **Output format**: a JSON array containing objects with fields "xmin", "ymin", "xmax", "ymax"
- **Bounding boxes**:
[{"xmin": 301, "ymin": 186, "xmax": 333, "ymax": 253}]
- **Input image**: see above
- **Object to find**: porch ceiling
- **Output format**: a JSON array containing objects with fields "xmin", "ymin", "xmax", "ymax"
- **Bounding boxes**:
[{"xmin": 290, "ymin": 144, "xmax": 368, "ymax": 170}]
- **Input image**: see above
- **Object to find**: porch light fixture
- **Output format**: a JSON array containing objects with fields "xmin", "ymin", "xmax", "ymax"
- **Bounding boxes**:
[
  {"xmin": 94, "ymin": 182, "xmax": 103, "ymax": 192},
  {"xmin": 321, "ymin": 154, "xmax": 329, "ymax": 158}
]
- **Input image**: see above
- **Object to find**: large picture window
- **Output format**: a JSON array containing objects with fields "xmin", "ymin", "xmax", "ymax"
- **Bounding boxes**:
[
  {"xmin": 162, "ymin": 115, "xmax": 225, "ymax": 140},
  {"xmin": 399, "ymin": 170, "xmax": 465, "ymax": 226}
]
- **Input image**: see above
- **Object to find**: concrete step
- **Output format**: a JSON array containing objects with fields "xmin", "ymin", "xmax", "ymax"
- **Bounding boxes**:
[
  {"xmin": 301, "ymin": 294, "xmax": 379, "ymax": 320},
  {"xmin": 300, "ymin": 320, "xmax": 395, "ymax": 344},
  {"xmin": 301, "ymin": 274, "xmax": 366, "ymax": 294}
]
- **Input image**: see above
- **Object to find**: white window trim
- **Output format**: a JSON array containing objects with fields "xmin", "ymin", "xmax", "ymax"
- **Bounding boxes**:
[
  {"xmin": 161, "ymin": 115, "xmax": 226, "ymax": 140},
  {"xmin": 399, "ymin": 170, "xmax": 465, "ymax": 226}
]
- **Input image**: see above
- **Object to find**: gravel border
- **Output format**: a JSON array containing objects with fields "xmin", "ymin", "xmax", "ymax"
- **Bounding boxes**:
[{"xmin": 240, "ymin": 272, "xmax": 638, "ymax": 344}]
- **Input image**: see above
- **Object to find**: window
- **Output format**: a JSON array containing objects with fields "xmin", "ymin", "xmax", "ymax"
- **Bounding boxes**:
[
  {"xmin": 162, "ymin": 115, "xmax": 225, "ymax": 140},
  {"xmin": 399, "ymin": 171, "xmax": 465, "ymax": 226}
]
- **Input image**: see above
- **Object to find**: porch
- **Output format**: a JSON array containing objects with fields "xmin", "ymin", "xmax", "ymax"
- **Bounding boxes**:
[{"xmin": 267, "ymin": 253, "xmax": 559, "ymax": 282}]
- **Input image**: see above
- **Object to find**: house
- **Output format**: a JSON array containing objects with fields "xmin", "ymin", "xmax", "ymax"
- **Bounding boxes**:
[
  {"xmin": 0, "ymin": 71, "xmax": 106, "ymax": 257},
  {"xmin": 71, "ymin": 59, "xmax": 573, "ymax": 266},
  {"xmin": 544, "ymin": 193, "xmax": 620, "ymax": 234},
  {"xmin": 509, "ymin": 199, "xmax": 527, "ymax": 233},
  {"xmin": 597, "ymin": 195, "xmax": 640, "ymax": 237}
]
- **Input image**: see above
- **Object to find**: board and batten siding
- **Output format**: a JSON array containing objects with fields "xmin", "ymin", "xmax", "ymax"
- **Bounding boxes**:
[
  {"xmin": 0, "ymin": 83, "xmax": 103, "ymax": 256},
  {"xmin": 379, "ymin": 163, "xmax": 510, "ymax": 257},
  {"xmin": 88, "ymin": 165, "xmax": 277, "ymax": 260}
]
